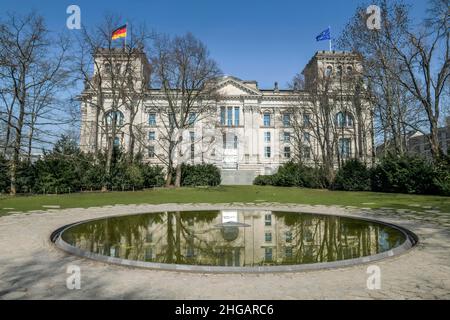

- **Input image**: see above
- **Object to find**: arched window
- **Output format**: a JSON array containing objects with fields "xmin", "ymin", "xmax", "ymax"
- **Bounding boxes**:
[
  {"xmin": 115, "ymin": 63, "xmax": 121, "ymax": 75},
  {"xmin": 335, "ymin": 112, "xmax": 353, "ymax": 128},
  {"xmin": 105, "ymin": 110, "xmax": 124, "ymax": 126},
  {"xmin": 325, "ymin": 65, "xmax": 333, "ymax": 77},
  {"xmin": 104, "ymin": 63, "xmax": 112, "ymax": 74},
  {"xmin": 346, "ymin": 66, "xmax": 353, "ymax": 74},
  {"xmin": 337, "ymin": 65, "xmax": 342, "ymax": 76}
]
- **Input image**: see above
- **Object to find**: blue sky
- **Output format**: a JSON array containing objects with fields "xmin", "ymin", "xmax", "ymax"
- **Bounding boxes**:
[{"xmin": 1, "ymin": 0, "xmax": 429, "ymax": 89}]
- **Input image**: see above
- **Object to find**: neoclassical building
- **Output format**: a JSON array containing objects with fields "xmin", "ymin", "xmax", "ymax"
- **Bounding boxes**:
[{"xmin": 80, "ymin": 50, "xmax": 373, "ymax": 184}]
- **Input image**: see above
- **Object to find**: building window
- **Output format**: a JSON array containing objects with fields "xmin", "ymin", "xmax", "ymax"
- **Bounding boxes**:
[
  {"xmin": 283, "ymin": 131, "xmax": 291, "ymax": 142},
  {"xmin": 113, "ymin": 136, "xmax": 121, "ymax": 147},
  {"xmin": 346, "ymin": 66, "xmax": 353, "ymax": 74},
  {"xmin": 234, "ymin": 135, "xmax": 238, "ymax": 149},
  {"xmin": 106, "ymin": 110, "xmax": 124, "ymax": 126},
  {"xmin": 104, "ymin": 63, "xmax": 112, "ymax": 74},
  {"xmin": 144, "ymin": 247, "xmax": 152, "ymax": 261},
  {"xmin": 265, "ymin": 247, "xmax": 273, "ymax": 261},
  {"xmin": 222, "ymin": 133, "xmax": 226, "ymax": 149},
  {"xmin": 148, "ymin": 113, "xmax": 156, "ymax": 126},
  {"xmin": 227, "ymin": 107, "xmax": 233, "ymax": 126},
  {"xmin": 148, "ymin": 146, "xmax": 155, "ymax": 158},
  {"xmin": 220, "ymin": 107, "xmax": 226, "ymax": 125},
  {"xmin": 264, "ymin": 146, "xmax": 271, "ymax": 158},
  {"xmin": 186, "ymin": 245, "xmax": 195, "ymax": 258},
  {"xmin": 264, "ymin": 132, "xmax": 271, "ymax": 143},
  {"xmin": 303, "ymin": 132, "xmax": 310, "ymax": 143},
  {"xmin": 338, "ymin": 138, "xmax": 352, "ymax": 158},
  {"xmin": 283, "ymin": 113, "xmax": 291, "ymax": 127},
  {"xmin": 285, "ymin": 247, "xmax": 293, "ymax": 258},
  {"xmin": 304, "ymin": 229, "xmax": 313, "ymax": 242},
  {"xmin": 263, "ymin": 113, "xmax": 271, "ymax": 127},
  {"xmin": 285, "ymin": 231, "xmax": 293, "ymax": 243},
  {"xmin": 146, "ymin": 232, "xmax": 153, "ymax": 243},
  {"xmin": 303, "ymin": 114, "xmax": 311, "ymax": 127},
  {"xmin": 265, "ymin": 214, "xmax": 272, "ymax": 226},
  {"xmin": 149, "ymin": 131, "xmax": 155, "ymax": 141},
  {"xmin": 234, "ymin": 107, "xmax": 240, "ymax": 126},
  {"xmin": 188, "ymin": 112, "xmax": 196, "ymax": 127},
  {"xmin": 168, "ymin": 112, "xmax": 176, "ymax": 128},
  {"xmin": 265, "ymin": 232, "xmax": 272, "ymax": 242},
  {"xmin": 302, "ymin": 146, "xmax": 311, "ymax": 160},
  {"xmin": 190, "ymin": 132, "xmax": 195, "ymax": 161},
  {"xmin": 325, "ymin": 65, "xmax": 333, "ymax": 77},
  {"xmin": 115, "ymin": 63, "xmax": 122, "ymax": 75},
  {"xmin": 336, "ymin": 112, "xmax": 353, "ymax": 128},
  {"xmin": 284, "ymin": 146, "xmax": 291, "ymax": 159}
]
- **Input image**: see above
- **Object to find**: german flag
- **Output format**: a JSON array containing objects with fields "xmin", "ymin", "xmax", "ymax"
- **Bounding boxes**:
[{"xmin": 112, "ymin": 25, "xmax": 127, "ymax": 40}]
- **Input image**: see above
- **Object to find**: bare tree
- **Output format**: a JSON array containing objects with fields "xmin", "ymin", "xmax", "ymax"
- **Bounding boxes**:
[
  {"xmin": 286, "ymin": 71, "xmax": 339, "ymax": 184},
  {"xmin": 340, "ymin": 0, "xmax": 449, "ymax": 160},
  {"xmin": 149, "ymin": 33, "xmax": 222, "ymax": 187},
  {"xmin": 0, "ymin": 12, "xmax": 69, "ymax": 194},
  {"xmin": 74, "ymin": 15, "xmax": 151, "ymax": 190}
]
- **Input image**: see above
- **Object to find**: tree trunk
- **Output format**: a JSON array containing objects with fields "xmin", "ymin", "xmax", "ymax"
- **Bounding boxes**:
[
  {"xmin": 103, "ymin": 137, "xmax": 114, "ymax": 192},
  {"xmin": 26, "ymin": 118, "xmax": 36, "ymax": 164},
  {"xmin": 428, "ymin": 118, "xmax": 441, "ymax": 159},
  {"xmin": 3, "ymin": 107, "xmax": 13, "ymax": 154},
  {"xmin": 128, "ymin": 120, "xmax": 135, "ymax": 162},
  {"xmin": 10, "ymin": 73, "xmax": 26, "ymax": 195},
  {"xmin": 174, "ymin": 162, "xmax": 182, "ymax": 188},
  {"xmin": 165, "ymin": 171, "xmax": 172, "ymax": 187}
]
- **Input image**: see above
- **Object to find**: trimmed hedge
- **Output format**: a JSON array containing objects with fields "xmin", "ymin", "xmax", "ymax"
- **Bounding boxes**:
[
  {"xmin": 0, "ymin": 154, "xmax": 9, "ymax": 193},
  {"xmin": 255, "ymin": 154, "xmax": 450, "ymax": 196},
  {"xmin": 332, "ymin": 159, "xmax": 371, "ymax": 191},
  {"xmin": 253, "ymin": 162, "xmax": 328, "ymax": 189},
  {"xmin": 371, "ymin": 154, "xmax": 437, "ymax": 195},
  {"xmin": 0, "ymin": 136, "xmax": 165, "ymax": 194},
  {"xmin": 181, "ymin": 163, "xmax": 221, "ymax": 187}
]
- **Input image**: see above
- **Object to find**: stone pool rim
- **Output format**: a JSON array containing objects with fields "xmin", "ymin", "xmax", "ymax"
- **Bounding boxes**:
[{"xmin": 51, "ymin": 208, "xmax": 418, "ymax": 273}]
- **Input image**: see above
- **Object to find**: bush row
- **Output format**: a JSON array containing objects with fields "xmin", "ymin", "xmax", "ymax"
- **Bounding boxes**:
[
  {"xmin": 254, "ymin": 154, "xmax": 450, "ymax": 196},
  {"xmin": 0, "ymin": 136, "xmax": 221, "ymax": 194},
  {"xmin": 0, "ymin": 136, "xmax": 222, "ymax": 194},
  {"xmin": 253, "ymin": 162, "xmax": 328, "ymax": 189},
  {"xmin": 180, "ymin": 163, "xmax": 221, "ymax": 187}
]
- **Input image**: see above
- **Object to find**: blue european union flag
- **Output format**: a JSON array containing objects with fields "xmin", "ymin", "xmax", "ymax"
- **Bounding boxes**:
[{"xmin": 316, "ymin": 28, "xmax": 331, "ymax": 41}]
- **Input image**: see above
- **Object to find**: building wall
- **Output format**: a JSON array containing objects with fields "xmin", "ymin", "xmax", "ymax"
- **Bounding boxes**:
[{"xmin": 80, "ymin": 50, "xmax": 373, "ymax": 179}]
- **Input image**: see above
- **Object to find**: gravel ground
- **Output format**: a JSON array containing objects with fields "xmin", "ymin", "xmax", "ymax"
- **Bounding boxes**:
[{"xmin": 0, "ymin": 203, "xmax": 449, "ymax": 300}]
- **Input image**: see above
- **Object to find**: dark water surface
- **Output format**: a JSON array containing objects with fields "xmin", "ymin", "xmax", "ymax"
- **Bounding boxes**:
[{"xmin": 61, "ymin": 210, "xmax": 405, "ymax": 267}]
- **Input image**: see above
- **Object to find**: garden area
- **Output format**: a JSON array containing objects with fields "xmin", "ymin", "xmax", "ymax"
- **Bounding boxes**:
[
  {"xmin": 0, "ymin": 135, "xmax": 449, "ymax": 216},
  {"xmin": 1, "ymin": 185, "xmax": 449, "ymax": 216}
]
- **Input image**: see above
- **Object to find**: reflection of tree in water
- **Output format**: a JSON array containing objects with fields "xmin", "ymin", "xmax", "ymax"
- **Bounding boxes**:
[
  {"xmin": 64, "ymin": 213, "xmax": 165, "ymax": 259},
  {"xmin": 150, "ymin": 211, "xmax": 242, "ymax": 266},
  {"xmin": 63, "ymin": 211, "xmax": 405, "ymax": 266},
  {"xmin": 273, "ymin": 212, "xmax": 403, "ymax": 264}
]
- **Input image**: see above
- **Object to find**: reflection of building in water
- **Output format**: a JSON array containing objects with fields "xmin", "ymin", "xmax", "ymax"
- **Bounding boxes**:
[{"xmin": 67, "ymin": 210, "xmax": 402, "ymax": 267}]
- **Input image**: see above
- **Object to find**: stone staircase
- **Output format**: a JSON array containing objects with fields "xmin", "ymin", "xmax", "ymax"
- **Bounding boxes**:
[{"xmin": 220, "ymin": 168, "xmax": 260, "ymax": 185}]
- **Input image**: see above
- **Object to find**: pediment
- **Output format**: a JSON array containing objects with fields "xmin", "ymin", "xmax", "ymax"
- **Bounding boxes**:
[{"xmin": 215, "ymin": 77, "xmax": 261, "ymax": 97}]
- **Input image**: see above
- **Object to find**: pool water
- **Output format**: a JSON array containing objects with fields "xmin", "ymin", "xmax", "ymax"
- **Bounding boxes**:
[{"xmin": 60, "ymin": 210, "xmax": 406, "ymax": 267}]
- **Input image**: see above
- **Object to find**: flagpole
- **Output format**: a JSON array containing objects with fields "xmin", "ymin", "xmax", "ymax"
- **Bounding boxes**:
[
  {"xmin": 329, "ymin": 25, "xmax": 332, "ymax": 51},
  {"xmin": 124, "ymin": 22, "xmax": 128, "ymax": 49}
]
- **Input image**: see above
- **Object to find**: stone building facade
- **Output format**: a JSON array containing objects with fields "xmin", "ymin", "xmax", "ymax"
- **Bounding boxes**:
[{"xmin": 80, "ymin": 50, "xmax": 373, "ymax": 184}]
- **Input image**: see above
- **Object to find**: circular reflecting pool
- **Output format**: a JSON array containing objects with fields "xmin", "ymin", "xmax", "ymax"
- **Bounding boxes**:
[{"xmin": 54, "ymin": 210, "xmax": 416, "ymax": 271}]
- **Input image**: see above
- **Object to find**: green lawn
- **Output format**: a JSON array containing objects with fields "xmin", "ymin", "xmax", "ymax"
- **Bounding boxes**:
[{"xmin": 0, "ymin": 186, "xmax": 449, "ymax": 216}]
